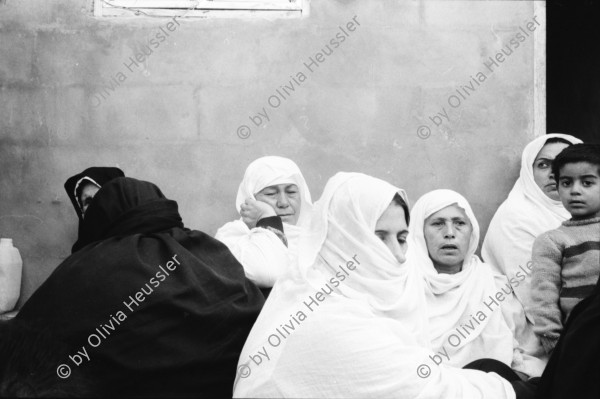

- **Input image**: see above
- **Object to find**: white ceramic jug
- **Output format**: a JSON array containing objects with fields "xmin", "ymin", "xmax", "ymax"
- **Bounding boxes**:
[{"xmin": 0, "ymin": 238, "xmax": 23, "ymax": 313}]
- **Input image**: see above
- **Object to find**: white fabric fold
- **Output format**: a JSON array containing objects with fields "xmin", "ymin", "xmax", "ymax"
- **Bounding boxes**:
[{"xmin": 233, "ymin": 173, "xmax": 515, "ymax": 399}]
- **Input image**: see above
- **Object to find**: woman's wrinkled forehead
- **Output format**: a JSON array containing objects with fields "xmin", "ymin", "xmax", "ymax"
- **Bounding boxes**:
[
  {"xmin": 253, "ymin": 177, "xmax": 298, "ymax": 195},
  {"xmin": 411, "ymin": 190, "xmax": 480, "ymax": 237},
  {"xmin": 424, "ymin": 202, "xmax": 469, "ymax": 222}
]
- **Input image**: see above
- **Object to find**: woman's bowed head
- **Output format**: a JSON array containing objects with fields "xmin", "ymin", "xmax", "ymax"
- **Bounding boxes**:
[
  {"xmin": 216, "ymin": 156, "xmax": 313, "ymax": 290},
  {"xmin": 374, "ymin": 193, "xmax": 411, "ymax": 265},
  {"xmin": 233, "ymin": 156, "xmax": 312, "ymax": 229},
  {"xmin": 64, "ymin": 167, "xmax": 125, "ymax": 220},
  {"xmin": 241, "ymin": 183, "xmax": 301, "ymax": 228}
]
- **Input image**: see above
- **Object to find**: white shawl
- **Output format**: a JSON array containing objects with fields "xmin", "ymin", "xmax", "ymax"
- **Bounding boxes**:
[
  {"xmin": 215, "ymin": 156, "xmax": 313, "ymax": 287},
  {"xmin": 482, "ymin": 133, "xmax": 582, "ymax": 314},
  {"xmin": 233, "ymin": 173, "xmax": 515, "ymax": 399},
  {"xmin": 408, "ymin": 189, "xmax": 517, "ymax": 369}
]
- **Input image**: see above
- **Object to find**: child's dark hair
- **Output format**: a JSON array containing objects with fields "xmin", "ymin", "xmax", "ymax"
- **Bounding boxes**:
[
  {"xmin": 552, "ymin": 143, "xmax": 600, "ymax": 180},
  {"xmin": 392, "ymin": 193, "xmax": 410, "ymax": 225}
]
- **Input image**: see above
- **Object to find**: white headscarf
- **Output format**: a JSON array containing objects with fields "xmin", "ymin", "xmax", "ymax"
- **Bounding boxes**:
[
  {"xmin": 234, "ymin": 156, "xmax": 313, "ymax": 227},
  {"xmin": 482, "ymin": 133, "xmax": 582, "ymax": 314},
  {"xmin": 216, "ymin": 156, "xmax": 313, "ymax": 287},
  {"xmin": 297, "ymin": 172, "xmax": 425, "ymax": 324},
  {"xmin": 408, "ymin": 189, "xmax": 515, "ymax": 369},
  {"xmin": 234, "ymin": 174, "xmax": 515, "ymax": 399}
]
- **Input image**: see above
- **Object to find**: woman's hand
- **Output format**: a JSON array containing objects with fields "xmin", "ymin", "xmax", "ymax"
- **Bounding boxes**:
[{"xmin": 240, "ymin": 198, "xmax": 277, "ymax": 229}]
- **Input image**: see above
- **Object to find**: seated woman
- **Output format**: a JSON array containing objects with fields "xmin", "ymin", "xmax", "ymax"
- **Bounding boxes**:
[
  {"xmin": 234, "ymin": 173, "xmax": 518, "ymax": 398},
  {"xmin": 16, "ymin": 177, "xmax": 265, "ymax": 397},
  {"xmin": 407, "ymin": 189, "xmax": 543, "ymax": 378},
  {"xmin": 216, "ymin": 156, "xmax": 313, "ymax": 292},
  {"xmin": 482, "ymin": 134, "xmax": 581, "ymax": 318}
]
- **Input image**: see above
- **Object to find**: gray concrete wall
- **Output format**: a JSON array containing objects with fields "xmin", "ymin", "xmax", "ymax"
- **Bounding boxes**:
[{"xmin": 0, "ymin": 0, "xmax": 545, "ymax": 306}]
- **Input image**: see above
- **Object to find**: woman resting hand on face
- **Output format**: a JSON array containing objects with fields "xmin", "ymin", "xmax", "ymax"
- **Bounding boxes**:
[
  {"xmin": 233, "ymin": 173, "xmax": 518, "ymax": 399},
  {"xmin": 216, "ymin": 156, "xmax": 313, "ymax": 292}
]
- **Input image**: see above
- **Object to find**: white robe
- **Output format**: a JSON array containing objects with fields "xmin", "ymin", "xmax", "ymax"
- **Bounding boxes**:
[
  {"xmin": 215, "ymin": 156, "xmax": 312, "ymax": 288},
  {"xmin": 233, "ymin": 173, "xmax": 515, "ymax": 399}
]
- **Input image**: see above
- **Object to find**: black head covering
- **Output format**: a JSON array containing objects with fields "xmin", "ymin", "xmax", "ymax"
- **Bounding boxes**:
[
  {"xmin": 18, "ymin": 177, "xmax": 265, "ymax": 397},
  {"xmin": 72, "ymin": 177, "xmax": 181, "ymax": 253},
  {"xmin": 64, "ymin": 167, "xmax": 125, "ymax": 220}
]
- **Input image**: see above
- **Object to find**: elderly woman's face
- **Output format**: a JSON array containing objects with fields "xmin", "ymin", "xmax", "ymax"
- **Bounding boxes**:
[
  {"xmin": 533, "ymin": 142, "xmax": 569, "ymax": 201},
  {"xmin": 423, "ymin": 204, "xmax": 472, "ymax": 274},
  {"xmin": 255, "ymin": 183, "xmax": 301, "ymax": 225},
  {"xmin": 375, "ymin": 202, "xmax": 409, "ymax": 264}
]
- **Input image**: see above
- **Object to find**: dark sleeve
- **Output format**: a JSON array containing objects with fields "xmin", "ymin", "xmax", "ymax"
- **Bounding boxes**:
[
  {"xmin": 256, "ymin": 216, "xmax": 288, "ymax": 247},
  {"xmin": 256, "ymin": 216, "xmax": 284, "ymax": 231},
  {"xmin": 511, "ymin": 379, "xmax": 538, "ymax": 399}
]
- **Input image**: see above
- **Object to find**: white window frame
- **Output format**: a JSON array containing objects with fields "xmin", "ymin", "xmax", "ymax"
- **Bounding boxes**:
[{"xmin": 93, "ymin": 0, "xmax": 310, "ymax": 18}]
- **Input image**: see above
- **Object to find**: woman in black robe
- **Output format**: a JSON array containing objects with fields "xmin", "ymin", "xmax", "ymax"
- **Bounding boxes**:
[{"xmin": 16, "ymin": 177, "xmax": 265, "ymax": 397}]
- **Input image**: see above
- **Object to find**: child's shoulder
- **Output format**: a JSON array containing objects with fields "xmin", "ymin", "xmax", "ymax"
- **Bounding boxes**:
[
  {"xmin": 533, "ymin": 227, "xmax": 570, "ymax": 251},
  {"xmin": 537, "ymin": 226, "xmax": 570, "ymax": 241}
]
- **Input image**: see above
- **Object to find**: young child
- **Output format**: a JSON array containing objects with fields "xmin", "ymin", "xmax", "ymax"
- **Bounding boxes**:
[{"xmin": 530, "ymin": 143, "xmax": 600, "ymax": 354}]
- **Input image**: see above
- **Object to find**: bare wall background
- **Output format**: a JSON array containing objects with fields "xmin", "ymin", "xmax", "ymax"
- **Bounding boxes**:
[{"xmin": 0, "ymin": 0, "xmax": 545, "ymax": 306}]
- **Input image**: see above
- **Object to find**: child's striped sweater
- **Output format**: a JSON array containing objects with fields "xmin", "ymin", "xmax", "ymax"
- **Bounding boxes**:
[{"xmin": 531, "ymin": 216, "xmax": 600, "ymax": 354}]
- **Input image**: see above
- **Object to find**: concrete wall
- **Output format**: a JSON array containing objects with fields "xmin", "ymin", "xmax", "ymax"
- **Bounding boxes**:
[{"xmin": 0, "ymin": 0, "xmax": 545, "ymax": 307}]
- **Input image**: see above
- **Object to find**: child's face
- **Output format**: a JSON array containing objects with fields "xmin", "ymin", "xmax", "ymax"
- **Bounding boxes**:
[{"xmin": 557, "ymin": 162, "xmax": 600, "ymax": 219}]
